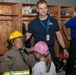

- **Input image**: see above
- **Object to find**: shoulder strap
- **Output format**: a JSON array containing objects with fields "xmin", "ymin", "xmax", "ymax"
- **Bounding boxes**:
[{"xmin": 22, "ymin": 23, "xmax": 26, "ymax": 35}]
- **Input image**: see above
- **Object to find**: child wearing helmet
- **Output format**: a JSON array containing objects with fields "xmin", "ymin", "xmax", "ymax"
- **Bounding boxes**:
[
  {"xmin": 30, "ymin": 41, "xmax": 56, "ymax": 75},
  {"xmin": 0, "ymin": 31, "xmax": 36, "ymax": 74},
  {"xmin": 8, "ymin": 30, "xmax": 24, "ymax": 48}
]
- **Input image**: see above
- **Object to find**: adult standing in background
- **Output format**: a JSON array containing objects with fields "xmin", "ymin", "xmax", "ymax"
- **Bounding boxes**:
[
  {"xmin": 26, "ymin": 0, "xmax": 69, "ymax": 64},
  {"xmin": 63, "ymin": 16, "xmax": 76, "ymax": 74}
]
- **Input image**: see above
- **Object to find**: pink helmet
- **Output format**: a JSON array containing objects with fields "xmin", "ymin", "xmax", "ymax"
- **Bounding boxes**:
[{"xmin": 31, "ymin": 41, "xmax": 49, "ymax": 55}]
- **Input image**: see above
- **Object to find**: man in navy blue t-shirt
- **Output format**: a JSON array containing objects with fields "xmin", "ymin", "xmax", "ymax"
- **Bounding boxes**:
[
  {"xmin": 26, "ymin": 0, "xmax": 69, "ymax": 64},
  {"xmin": 63, "ymin": 16, "xmax": 76, "ymax": 74}
]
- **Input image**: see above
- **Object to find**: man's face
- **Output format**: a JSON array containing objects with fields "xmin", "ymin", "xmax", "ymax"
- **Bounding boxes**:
[
  {"xmin": 13, "ymin": 38, "xmax": 23, "ymax": 49},
  {"xmin": 37, "ymin": 3, "xmax": 48, "ymax": 16}
]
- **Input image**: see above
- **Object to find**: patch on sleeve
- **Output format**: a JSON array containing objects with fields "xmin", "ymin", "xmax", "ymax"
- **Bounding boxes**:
[{"xmin": 4, "ymin": 56, "xmax": 13, "ymax": 62}]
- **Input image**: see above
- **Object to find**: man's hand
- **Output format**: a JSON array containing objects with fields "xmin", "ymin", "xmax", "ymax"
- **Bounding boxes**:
[
  {"xmin": 25, "ymin": 32, "xmax": 32, "ymax": 40},
  {"xmin": 63, "ymin": 49, "xmax": 69, "ymax": 58}
]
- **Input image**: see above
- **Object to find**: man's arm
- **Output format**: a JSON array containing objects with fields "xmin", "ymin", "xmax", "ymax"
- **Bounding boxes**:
[
  {"xmin": 55, "ymin": 31, "xmax": 69, "ymax": 58},
  {"xmin": 63, "ymin": 25, "xmax": 71, "ymax": 41},
  {"xmin": 25, "ymin": 32, "xmax": 32, "ymax": 40}
]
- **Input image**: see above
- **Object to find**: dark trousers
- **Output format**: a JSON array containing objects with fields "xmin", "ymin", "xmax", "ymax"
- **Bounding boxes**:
[
  {"xmin": 66, "ymin": 39, "xmax": 76, "ymax": 73},
  {"xmin": 48, "ymin": 45, "xmax": 56, "ymax": 65}
]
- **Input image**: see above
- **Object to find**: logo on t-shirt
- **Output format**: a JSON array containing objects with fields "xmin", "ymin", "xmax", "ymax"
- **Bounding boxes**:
[
  {"xmin": 48, "ymin": 20, "xmax": 53, "ymax": 25},
  {"xmin": 49, "ymin": 22, "xmax": 53, "ymax": 25}
]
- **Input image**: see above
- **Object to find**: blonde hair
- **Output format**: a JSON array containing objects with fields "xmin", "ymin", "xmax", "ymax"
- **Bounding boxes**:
[
  {"xmin": 35, "ymin": 52, "xmax": 52, "ymax": 72},
  {"xmin": 45, "ymin": 52, "xmax": 51, "ymax": 72}
]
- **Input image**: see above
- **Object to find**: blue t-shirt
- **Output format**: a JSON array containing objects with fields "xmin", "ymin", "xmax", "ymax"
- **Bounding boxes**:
[
  {"xmin": 28, "ymin": 16, "xmax": 60, "ymax": 45},
  {"xmin": 65, "ymin": 17, "xmax": 76, "ymax": 38}
]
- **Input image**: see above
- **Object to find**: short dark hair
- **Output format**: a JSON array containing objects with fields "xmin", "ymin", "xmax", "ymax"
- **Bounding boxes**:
[{"xmin": 37, "ymin": 0, "xmax": 47, "ymax": 8}]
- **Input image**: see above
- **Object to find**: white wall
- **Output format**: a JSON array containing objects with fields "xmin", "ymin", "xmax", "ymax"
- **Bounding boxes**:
[{"xmin": 1, "ymin": 0, "xmax": 76, "ymax": 6}]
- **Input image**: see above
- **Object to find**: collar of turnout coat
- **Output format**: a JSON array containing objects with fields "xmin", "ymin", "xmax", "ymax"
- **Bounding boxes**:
[
  {"xmin": 12, "ymin": 46, "xmax": 26, "ymax": 51},
  {"xmin": 11, "ymin": 46, "xmax": 29, "ymax": 55}
]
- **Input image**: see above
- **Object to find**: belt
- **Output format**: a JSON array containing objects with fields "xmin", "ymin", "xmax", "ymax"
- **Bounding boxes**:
[{"xmin": 71, "ymin": 38, "xmax": 76, "ymax": 40}]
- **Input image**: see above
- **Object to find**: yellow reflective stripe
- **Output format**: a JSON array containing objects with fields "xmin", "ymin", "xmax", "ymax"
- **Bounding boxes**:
[
  {"xmin": 10, "ymin": 71, "xmax": 29, "ymax": 75},
  {"xmin": 3, "ymin": 74, "xmax": 10, "ymax": 75},
  {"xmin": 5, "ymin": 74, "xmax": 10, "ymax": 75},
  {"xmin": 3, "ymin": 72, "xmax": 10, "ymax": 75},
  {"xmin": 3, "ymin": 70, "xmax": 29, "ymax": 75}
]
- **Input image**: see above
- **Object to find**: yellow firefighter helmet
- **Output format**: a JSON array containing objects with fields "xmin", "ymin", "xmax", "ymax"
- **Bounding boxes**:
[{"xmin": 9, "ymin": 31, "xmax": 23, "ymax": 40}]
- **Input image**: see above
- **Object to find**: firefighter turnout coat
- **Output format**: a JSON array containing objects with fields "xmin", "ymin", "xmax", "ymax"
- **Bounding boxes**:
[{"xmin": 0, "ymin": 46, "xmax": 36, "ymax": 74}]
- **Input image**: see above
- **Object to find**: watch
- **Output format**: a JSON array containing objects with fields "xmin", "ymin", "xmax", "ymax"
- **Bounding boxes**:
[{"xmin": 63, "ymin": 47, "xmax": 66, "ymax": 50}]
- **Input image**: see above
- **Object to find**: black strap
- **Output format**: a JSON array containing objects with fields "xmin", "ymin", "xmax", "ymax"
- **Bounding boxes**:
[
  {"xmin": 22, "ymin": 23, "xmax": 26, "ymax": 35},
  {"xmin": 19, "ymin": 48, "xmax": 28, "ymax": 64},
  {"xmin": 24, "ymin": 49, "xmax": 29, "ymax": 55}
]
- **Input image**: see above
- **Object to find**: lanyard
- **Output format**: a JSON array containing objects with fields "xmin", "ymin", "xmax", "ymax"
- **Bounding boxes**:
[{"xmin": 40, "ymin": 18, "xmax": 50, "ymax": 33}]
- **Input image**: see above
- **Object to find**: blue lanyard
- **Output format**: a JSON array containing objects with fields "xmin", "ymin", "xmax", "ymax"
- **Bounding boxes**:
[{"xmin": 40, "ymin": 18, "xmax": 50, "ymax": 33}]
